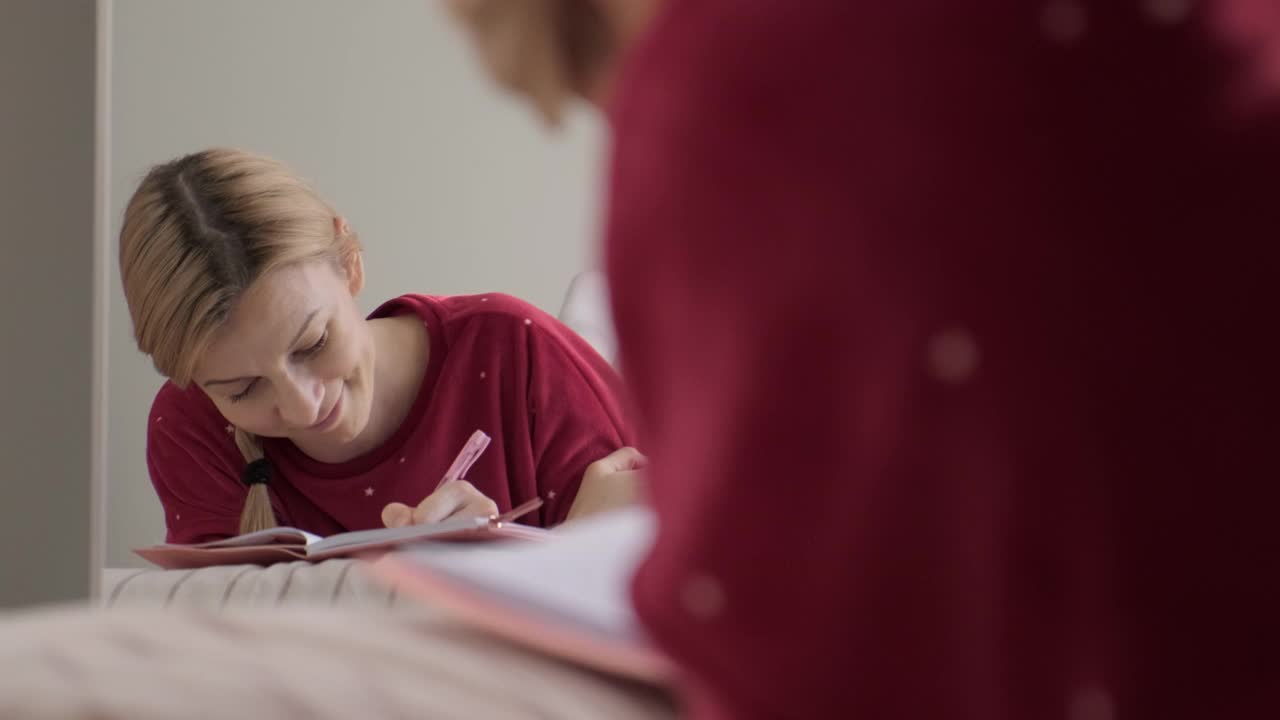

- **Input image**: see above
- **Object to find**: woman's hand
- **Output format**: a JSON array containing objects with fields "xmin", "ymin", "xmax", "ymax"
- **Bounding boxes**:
[
  {"xmin": 564, "ymin": 447, "xmax": 648, "ymax": 523},
  {"xmin": 381, "ymin": 480, "xmax": 500, "ymax": 528}
]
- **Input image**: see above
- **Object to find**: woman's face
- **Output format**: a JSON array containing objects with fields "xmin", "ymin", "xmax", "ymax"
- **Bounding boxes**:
[{"xmin": 192, "ymin": 256, "xmax": 375, "ymax": 451}]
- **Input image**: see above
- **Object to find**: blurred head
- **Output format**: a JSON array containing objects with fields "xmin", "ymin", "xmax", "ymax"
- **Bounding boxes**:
[
  {"xmin": 444, "ymin": 0, "xmax": 660, "ymax": 125},
  {"xmin": 120, "ymin": 148, "xmax": 372, "ymax": 531}
]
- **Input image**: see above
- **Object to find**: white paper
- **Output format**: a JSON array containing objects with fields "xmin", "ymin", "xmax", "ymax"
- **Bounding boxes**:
[
  {"xmin": 396, "ymin": 507, "xmax": 657, "ymax": 639},
  {"xmin": 193, "ymin": 526, "xmax": 322, "ymax": 548}
]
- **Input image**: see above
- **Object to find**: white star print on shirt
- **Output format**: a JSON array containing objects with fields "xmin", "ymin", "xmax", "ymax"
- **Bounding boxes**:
[{"xmin": 365, "ymin": 487, "xmax": 375, "ymax": 497}]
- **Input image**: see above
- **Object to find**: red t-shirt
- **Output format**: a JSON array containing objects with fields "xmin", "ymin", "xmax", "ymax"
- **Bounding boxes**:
[
  {"xmin": 608, "ymin": 1, "xmax": 1280, "ymax": 718},
  {"xmin": 147, "ymin": 293, "xmax": 631, "ymax": 543}
]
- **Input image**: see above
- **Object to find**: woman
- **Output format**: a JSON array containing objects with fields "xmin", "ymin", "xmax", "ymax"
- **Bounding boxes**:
[{"xmin": 120, "ymin": 148, "xmax": 638, "ymax": 541}]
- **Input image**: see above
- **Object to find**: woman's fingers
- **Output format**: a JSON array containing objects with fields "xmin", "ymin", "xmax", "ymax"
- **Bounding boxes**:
[
  {"xmin": 410, "ymin": 480, "xmax": 500, "ymax": 525},
  {"xmin": 565, "ymin": 447, "xmax": 650, "ymax": 523},
  {"xmin": 382, "ymin": 481, "xmax": 501, "ymax": 528},
  {"xmin": 381, "ymin": 502, "xmax": 413, "ymax": 529},
  {"xmin": 587, "ymin": 446, "xmax": 648, "ymax": 478}
]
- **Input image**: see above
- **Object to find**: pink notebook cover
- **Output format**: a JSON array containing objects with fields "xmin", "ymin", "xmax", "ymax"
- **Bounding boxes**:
[{"xmin": 135, "ymin": 520, "xmax": 546, "ymax": 570}]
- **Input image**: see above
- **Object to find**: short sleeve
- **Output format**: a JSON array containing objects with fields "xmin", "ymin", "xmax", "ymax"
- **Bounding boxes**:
[
  {"xmin": 146, "ymin": 383, "xmax": 249, "ymax": 544},
  {"xmin": 523, "ymin": 307, "xmax": 635, "ymax": 525}
]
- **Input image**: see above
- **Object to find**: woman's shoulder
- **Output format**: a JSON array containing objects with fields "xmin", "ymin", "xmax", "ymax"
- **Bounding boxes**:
[
  {"xmin": 378, "ymin": 292, "xmax": 561, "ymax": 337},
  {"xmin": 149, "ymin": 381, "xmax": 232, "ymax": 444},
  {"xmin": 372, "ymin": 293, "xmax": 609, "ymax": 379}
]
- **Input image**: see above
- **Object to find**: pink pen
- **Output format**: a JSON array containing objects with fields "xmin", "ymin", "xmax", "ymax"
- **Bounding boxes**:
[{"xmin": 434, "ymin": 429, "xmax": 491, "ymax": 492}]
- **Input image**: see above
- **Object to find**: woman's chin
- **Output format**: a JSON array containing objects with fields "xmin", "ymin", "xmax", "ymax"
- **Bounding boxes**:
[{"xmin": 332, "ymin": 410, "xmax": 373, "ymax": 448}]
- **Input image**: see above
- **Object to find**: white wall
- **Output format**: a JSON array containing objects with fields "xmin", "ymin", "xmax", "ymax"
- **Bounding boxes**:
[
  {"xmin": 0, "ymin": 0, "xmax": 97, "ymax": 605},
  {"xmin": 107, "ymin": 0, "xmax": 606, "ymax": 566}
]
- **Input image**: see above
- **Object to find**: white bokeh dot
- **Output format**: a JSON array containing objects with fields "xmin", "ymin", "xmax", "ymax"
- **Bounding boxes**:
[
  {"xmin": 1143, "ymin": 0, "xmax": 1192, "ymax": 25},
  {"xmin": 681, "ymin": 573, "xmax": 726, "ymax": 620},
  {"xmin": 1041, "ymin": 1, "xmax": 1088, "ymax": 44},
  {"xmin": 927, "ymin": 327, "xmax": 981, "ymax": 384},
  {"xmin": 1068, "ymin": 686, "xmax": 1115, "ymax": 720}
]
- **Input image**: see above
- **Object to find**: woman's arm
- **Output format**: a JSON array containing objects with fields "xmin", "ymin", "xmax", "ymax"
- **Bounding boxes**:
[{"xmin": 522, "ymin": 304, "xmax": 638, "ymax": 525}]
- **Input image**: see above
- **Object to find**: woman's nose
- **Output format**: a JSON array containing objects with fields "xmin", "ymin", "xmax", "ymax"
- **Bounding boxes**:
[{"xmin": 275, "ymin": 374, "xmax": 325, "ymax": 428}]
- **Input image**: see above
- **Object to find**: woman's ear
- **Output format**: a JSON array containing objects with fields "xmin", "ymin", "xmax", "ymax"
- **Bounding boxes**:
[
  {"xmin": 342, "ymin": 250, "xmax": 365, "ymax": 296},
  {"xmin": 333, "ymin": 215, "xmax": 352, "ymax": 239},
  {"xmin": 334, "ymin": 216, "xmax": 365, "ymax": 295}
]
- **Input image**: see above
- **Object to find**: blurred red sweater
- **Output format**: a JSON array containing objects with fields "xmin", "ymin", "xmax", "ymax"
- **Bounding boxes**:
[{"xmin": 605, "ymin": 1, "xmax": 1280, "ymax": 717}]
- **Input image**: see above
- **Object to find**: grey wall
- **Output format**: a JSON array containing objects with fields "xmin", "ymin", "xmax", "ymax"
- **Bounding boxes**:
[
  {"xmin": 106, "ymin": 0, "xmax": 606, "ymax": 565},
  {"xmin": 0, "ymin": 0, "xmax": 97, "ymax": 606}
]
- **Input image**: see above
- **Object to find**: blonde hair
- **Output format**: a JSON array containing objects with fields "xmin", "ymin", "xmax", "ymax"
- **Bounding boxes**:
[{"xmin": 119, "ymin": 148, "xmax": 360, "ymax": 534}]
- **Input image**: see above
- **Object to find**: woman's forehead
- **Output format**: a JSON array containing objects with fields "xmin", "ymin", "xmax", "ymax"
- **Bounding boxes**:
[
  {"xmin": 243, "ymin": 262, "xmax": 345, "ymax": 307},
  {"xmin": 195, "ymin": 264, "xmax": 345, "ymax": 380}
]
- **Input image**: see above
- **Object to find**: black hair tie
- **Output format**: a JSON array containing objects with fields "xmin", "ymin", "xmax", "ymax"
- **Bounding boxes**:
[{"xmin": 241, "ymin": 459, "xmax": 272, "ymax": 487}]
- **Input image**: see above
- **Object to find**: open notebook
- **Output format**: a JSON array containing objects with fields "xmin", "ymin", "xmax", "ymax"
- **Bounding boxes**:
[
  {"xmin": 135, "ymin": 498, "xmax": 548, "ymax": 569},
  {"xmin": 366, "ymin": 506, "xmax": 674, "ymax": 684}
]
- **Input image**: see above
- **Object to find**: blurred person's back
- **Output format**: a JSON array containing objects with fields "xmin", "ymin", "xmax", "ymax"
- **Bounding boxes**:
[{"xmin": 604, "ymin": 1, "xmax": 1280, "ymax": 717}]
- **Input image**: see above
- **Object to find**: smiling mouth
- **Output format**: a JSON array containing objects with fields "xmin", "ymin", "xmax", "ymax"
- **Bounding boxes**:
[{"xmin": 309, "ymin": 388, "xmax": 343, "ymax": 432}]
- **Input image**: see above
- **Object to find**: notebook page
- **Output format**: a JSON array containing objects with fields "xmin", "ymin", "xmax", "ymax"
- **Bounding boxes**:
[
  {"xmin": 391, "ymin": 506, "xmax": 656, "ymax": 641},
  {"xmin": 308, "ymin": 515, "xmax": 491, "ymax": 554},
  {"xmin": 193, "ymin": 527, "xmax": 321, "ymax": 548}
]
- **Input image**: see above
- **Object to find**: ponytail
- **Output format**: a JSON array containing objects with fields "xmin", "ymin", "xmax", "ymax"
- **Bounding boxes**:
[{"xmin": 234, "ymin": 427, "xmax": 278, "ymax": 535}]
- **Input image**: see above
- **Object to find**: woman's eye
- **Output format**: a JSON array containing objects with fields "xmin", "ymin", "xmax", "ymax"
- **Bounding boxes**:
[
  {"xmin": 229, "ymin": 380, "xmax": 257, "ymax": 404},
  {"xmin": 299, "ymin": 331, "xmax": 329, "ymax": 358}
]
